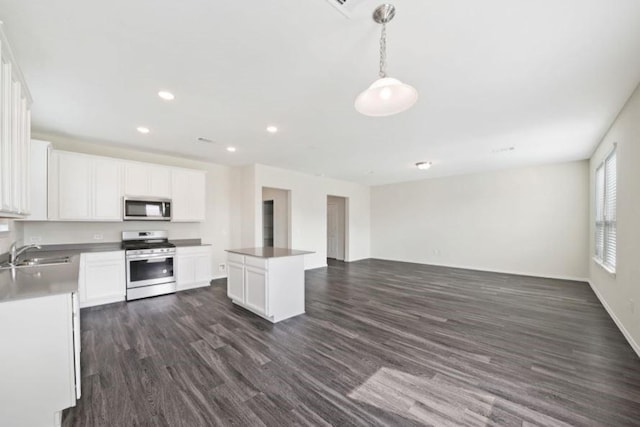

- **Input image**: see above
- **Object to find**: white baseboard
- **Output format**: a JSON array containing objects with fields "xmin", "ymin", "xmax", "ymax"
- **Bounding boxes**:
[
  {"xmin": 372, "ymin": 257, "xmax": 589, "ymax": 283},
  {"xmin": 179, "ymin": 281, "xmax": 211, "ymax": 291},
  {"xmin": 305, "ymin": 263, "xmax": 328, "ymax": 271},
  {"xmin": 588, "ymin": 281, "xmax": 640, "ymax": 359},
  {"xmin": 80, "ymin": 294, "xmax": 125, "ymax": 309}
]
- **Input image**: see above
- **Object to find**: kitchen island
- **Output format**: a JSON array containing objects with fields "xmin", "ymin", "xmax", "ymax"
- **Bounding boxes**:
[{"xmin": 226, "ymin": 247, "xmax": 313, "ymax": 323}]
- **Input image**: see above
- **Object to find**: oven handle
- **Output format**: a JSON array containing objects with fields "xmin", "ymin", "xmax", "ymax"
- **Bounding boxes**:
[{"xmin": 126, "ymin": 254, "xmax": 175, "ymax": 261}]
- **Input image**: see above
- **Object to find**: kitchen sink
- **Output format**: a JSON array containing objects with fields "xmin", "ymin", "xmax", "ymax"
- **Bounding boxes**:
[{"xmin": 0, "ymin": 256, "xmax": 71, "ymax": 270}]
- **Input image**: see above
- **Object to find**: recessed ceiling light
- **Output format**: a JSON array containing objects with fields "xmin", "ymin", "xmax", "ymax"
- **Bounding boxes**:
[
  {"xmin": 416, "ymin": 161, "xmax": 432, "ymax": 170},
  {"xmin": 266, "ymin": 125, "xmax": 278, "ymax": 134},
  {"xmin": 158, "ymin": 91, "xmax": 175, "ymax": 101},
  {"xmin": 137, "ymin": 126, "xmax": 150, "ymax": 134},
  {"xmin": 226, "ymin": 146, "xmax": 236, "ymax": 152}
]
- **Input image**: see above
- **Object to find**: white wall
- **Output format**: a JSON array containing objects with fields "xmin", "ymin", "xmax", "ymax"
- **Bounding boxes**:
[
  {"xmin": 589, "ymin": 83, "xmax": 640, "ymax": 356},
  {"xmin": 371, "ymin": 161, "xmax": 590, "ymax": 280},
  {"xmin": 262, "ymin": 187, "xmax": 290, "ymax": 248},
  {"xmin": 0, "ymin": 220, "xmax": 22, "ymax": 254},
  {"xmin": 23, "ymin": 134, "xmax": 232, "ymax": 279},
  {"xmin": 240, "ymin": 164, "xmax": 370, "ymax": 270}
]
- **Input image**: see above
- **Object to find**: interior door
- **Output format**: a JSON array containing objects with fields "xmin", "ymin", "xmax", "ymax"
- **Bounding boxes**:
[{"xmin": 327, "ymin": 203, "xmax": 338, "ymax": 259}]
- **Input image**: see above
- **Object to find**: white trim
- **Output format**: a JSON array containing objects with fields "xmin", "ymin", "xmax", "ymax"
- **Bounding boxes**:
[
  {"xmin": 372, "ymin": 257, "xmax": 589, "ymax": 282},
  {"xmin": 592, "ymin": 256, "xmax": 616, "ymax": 277},
  {"xmin": 79, "ymin": 295, "xmax": 124, "ymax": 308},
  {"xmin": 178, "ymin": 281, "xmax": 210, "ymax": 291},
  {"xmin": 588, "ymin": 280, "xmax": 640, "ymax": 359},
  {"xmin": 306, "ymin": 263, "xmax": 328, "ymax": 271}
]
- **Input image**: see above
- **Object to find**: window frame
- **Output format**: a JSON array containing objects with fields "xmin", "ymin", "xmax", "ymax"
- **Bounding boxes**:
[{"xmin": 594, "ymin": 145, "xmax": 617, "ymax": 275}]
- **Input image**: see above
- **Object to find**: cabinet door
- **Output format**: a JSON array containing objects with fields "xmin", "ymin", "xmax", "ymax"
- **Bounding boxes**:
[
  {"xmin": 124, "ymin": 163, "xmax": 149, "ymax": 197},
  {"xmin": 0, "ymin": 293, "xmax": 76, "ymax": 426},
  {"xmin": 171, "ymin": 169, "xmax": 206, "ymax": 222},
  {"xmin": 245, "ymin": 266, "xmax": 268, "ymax": 316},
  {"xmin": 227, "ymin": 261, "xmax": 245, "ymax": 302},
  {"xmin": 56, "ymin": 152, "xmax": 92, "ymax": 220},
  {"xmin": 24, "ymin": 140, "xmax": 49, "ymax": 220},
  {"xmin": 80, "ymin": 252, "xmax": 126, "ymax": 307},
  {"xmin": 0, "ymin": 61, "xmax": 11, "ymax": 212},
  {"xmin": 176, "ymin": 255, "xmax": 195, "ymax": 290},
  {"xmin": 93, "ymin": 157, "xmax": 122, "ymax": 220},
  {"xmin": 10, "ymin": 80, "xmax": 21, "ymax": 213},
  {"xmin": 194, "ymin": 254, "xmax": 211, "ymax": 284},
  {"xmin": 148, "ymin": 166, "xmax": 171, "ymax": 198}
]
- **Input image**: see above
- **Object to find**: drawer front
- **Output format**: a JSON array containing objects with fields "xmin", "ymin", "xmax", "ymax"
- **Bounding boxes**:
[
  {"xmin": 245, "ymin": 255, "xmax": 268, "ymax": 270},
  {"xmin": 82, "ymin": 250, "xmax": 125, "ymax": 262},
  {"xmin": 227, "ymin": 252, "xmax": 244, "ymax": 264},
  {"xmin": 177, "ymin": 246, "xmax": 211, "ymax": 256}
]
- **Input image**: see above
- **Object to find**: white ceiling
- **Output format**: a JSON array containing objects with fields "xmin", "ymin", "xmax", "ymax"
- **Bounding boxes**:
[{"xmin": 1, "ymin": 0, "xmax": 639, "ymax": 185}]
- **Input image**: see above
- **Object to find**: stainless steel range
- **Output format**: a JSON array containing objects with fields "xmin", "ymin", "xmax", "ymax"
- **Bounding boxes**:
[{"xmin": 122, "ymin": 231, "xmax": 176, "ymax": 301}]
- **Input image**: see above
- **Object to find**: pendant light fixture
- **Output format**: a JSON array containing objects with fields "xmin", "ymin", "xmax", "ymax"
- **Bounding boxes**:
[{"xmin": 355, "ymin": 4, "xmax": 418, "ymax": 117}]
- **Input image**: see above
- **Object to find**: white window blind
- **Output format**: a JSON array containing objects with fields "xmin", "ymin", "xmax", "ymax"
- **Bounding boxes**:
[{"xmin": 595, "ymin": 147, "xmax": 616, "ymax": 272}]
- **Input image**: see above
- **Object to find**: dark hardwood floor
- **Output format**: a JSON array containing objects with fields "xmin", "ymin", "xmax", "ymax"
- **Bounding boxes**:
[{"xmin": 63, "ymin": 259, "xmax": 640, "ymax": 426}]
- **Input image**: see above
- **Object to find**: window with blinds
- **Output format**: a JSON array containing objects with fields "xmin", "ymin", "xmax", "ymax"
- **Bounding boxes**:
[{"xmin": 595, "ymin": 147, "xmax": 617, "ymax": 272}]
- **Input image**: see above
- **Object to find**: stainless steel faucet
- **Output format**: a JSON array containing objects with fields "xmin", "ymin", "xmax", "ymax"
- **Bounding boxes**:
[{"xmin": 9, "ymin": 242, "xmax": 42, "ymax": 266}]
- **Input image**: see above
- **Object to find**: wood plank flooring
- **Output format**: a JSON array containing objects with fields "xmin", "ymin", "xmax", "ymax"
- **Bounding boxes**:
[{"xmin": 63, "ymin": 259, "xmax": 640, "ymax": 426}]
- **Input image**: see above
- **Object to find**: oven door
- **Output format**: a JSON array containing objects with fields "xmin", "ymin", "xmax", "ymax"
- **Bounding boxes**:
[{"xmin": 126, "ymin": 253, "xmax": 175, "ymax": 288}]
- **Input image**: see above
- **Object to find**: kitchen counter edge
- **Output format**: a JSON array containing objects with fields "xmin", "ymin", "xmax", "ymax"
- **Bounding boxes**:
[{"xmin": 226, "ymin": 247, "xmax": 314, "ymax": 258}]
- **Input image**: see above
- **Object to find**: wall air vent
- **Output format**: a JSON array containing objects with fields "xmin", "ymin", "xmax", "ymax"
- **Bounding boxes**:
[
  {"xmin": 196, "ymin": 137, "xmax": 215, "ymax": 144},
  {"xmin": 326, "ymin": 0, "xmax": 364, "ymax": 18}
]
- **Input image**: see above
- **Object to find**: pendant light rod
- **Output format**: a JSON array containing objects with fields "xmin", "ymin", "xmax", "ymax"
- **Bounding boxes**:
[{"xmin": 374, "ymin": 4, "xmax": 395, "ymax": 78}]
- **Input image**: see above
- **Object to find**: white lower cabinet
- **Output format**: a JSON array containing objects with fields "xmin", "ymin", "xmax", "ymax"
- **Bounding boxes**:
[
  {"xmin": 226, "ymin": 252, "xmax": 305, "ymax": 323},
  {"xmin": 176, "ymin": 246, "xmax": 212, "ymax": 290},
  {"xmin": 79, "ymin": 251, "xmax": 126, "ymax": 308},
  {"xmin": 0, "ymin": 292, "xmax": 80, "ymax": 427}
]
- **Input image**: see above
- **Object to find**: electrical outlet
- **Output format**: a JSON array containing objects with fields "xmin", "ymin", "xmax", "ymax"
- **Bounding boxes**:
[
  {"xmin": 93, "ymin": 234, "xmax": 104, "ymax": 240},
  {"xmin": 433, "ymin": 249, "xmax": 441, "ymax": 255},
  {"xmin": 219, "ymin": 263, "xmax": 226, "ymax": 272},
  {"xmin": 630, "ymin": 299, "xmax": 636, "ymax": 315},
  {"xmin": 30, "ymin": 236, "xmax": 42, "ymax": 243}
]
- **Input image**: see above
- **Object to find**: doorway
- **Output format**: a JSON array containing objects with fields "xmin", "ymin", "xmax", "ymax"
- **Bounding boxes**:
[
  {"xmin": 262, "ymin": 187, "xmax": 291, "ymax": 248},
  {"xmin": 262, "ymin": 200, "xmax": 274, "ymax": 247},
  {"xmin": 327, "ymin": 196, "xmax": 347, "ymax": 261}
]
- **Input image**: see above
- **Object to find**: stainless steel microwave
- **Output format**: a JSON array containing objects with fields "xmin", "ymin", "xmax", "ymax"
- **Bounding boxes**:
[{"xmin": 123, "ymin": 198, "xmax": 172, "ymax": 221}]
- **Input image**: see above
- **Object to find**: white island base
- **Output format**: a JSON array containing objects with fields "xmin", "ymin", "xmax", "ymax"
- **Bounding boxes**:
[{"xmin": 226, "ymin": 248, "xmax": 312, "ymax": 323}]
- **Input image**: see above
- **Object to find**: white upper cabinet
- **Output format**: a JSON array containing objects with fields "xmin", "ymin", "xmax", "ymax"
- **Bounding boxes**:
[
  {"xmin": 171, "ymin": 168, "xmax": 206, "ymax": 222},
  {"xmin": 47, "ymin": 150, "xmax": 206, "ymax": 222},
  {"xmin": 93, "ymin": 157, "xmax": 123, "ymax": 220},
  {"xmin": 49, "ymin": 151, "xmax": 122, "ymax": 221},
  {"xmin": 0, "ymin": 25, "xmax": 32, "ymax": 218},
  {"xmin": 124, "ymin": 163, "xmax": 171, "ymax": 199},
  {"xmin": 20, "ymin": 139, "xmax": 50, "ymax": 221}
]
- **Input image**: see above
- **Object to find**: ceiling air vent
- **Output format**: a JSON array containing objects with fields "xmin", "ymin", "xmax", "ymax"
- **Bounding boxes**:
[{"xmin": 326, "ymin": 0, "xmax": 364, "ymax": 18}]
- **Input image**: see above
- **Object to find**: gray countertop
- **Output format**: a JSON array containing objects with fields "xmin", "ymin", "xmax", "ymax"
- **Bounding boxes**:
[
  {"xmin": 0, "ymin": 239, "xmax": 210, "ymax": 304},
  {"xmin": 226, "ymin": 247, "xmax": 313, "ymax": 258},
  {"xmin": 0, "ymin": 255, "xmax": 80, "ymax": 303}
]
